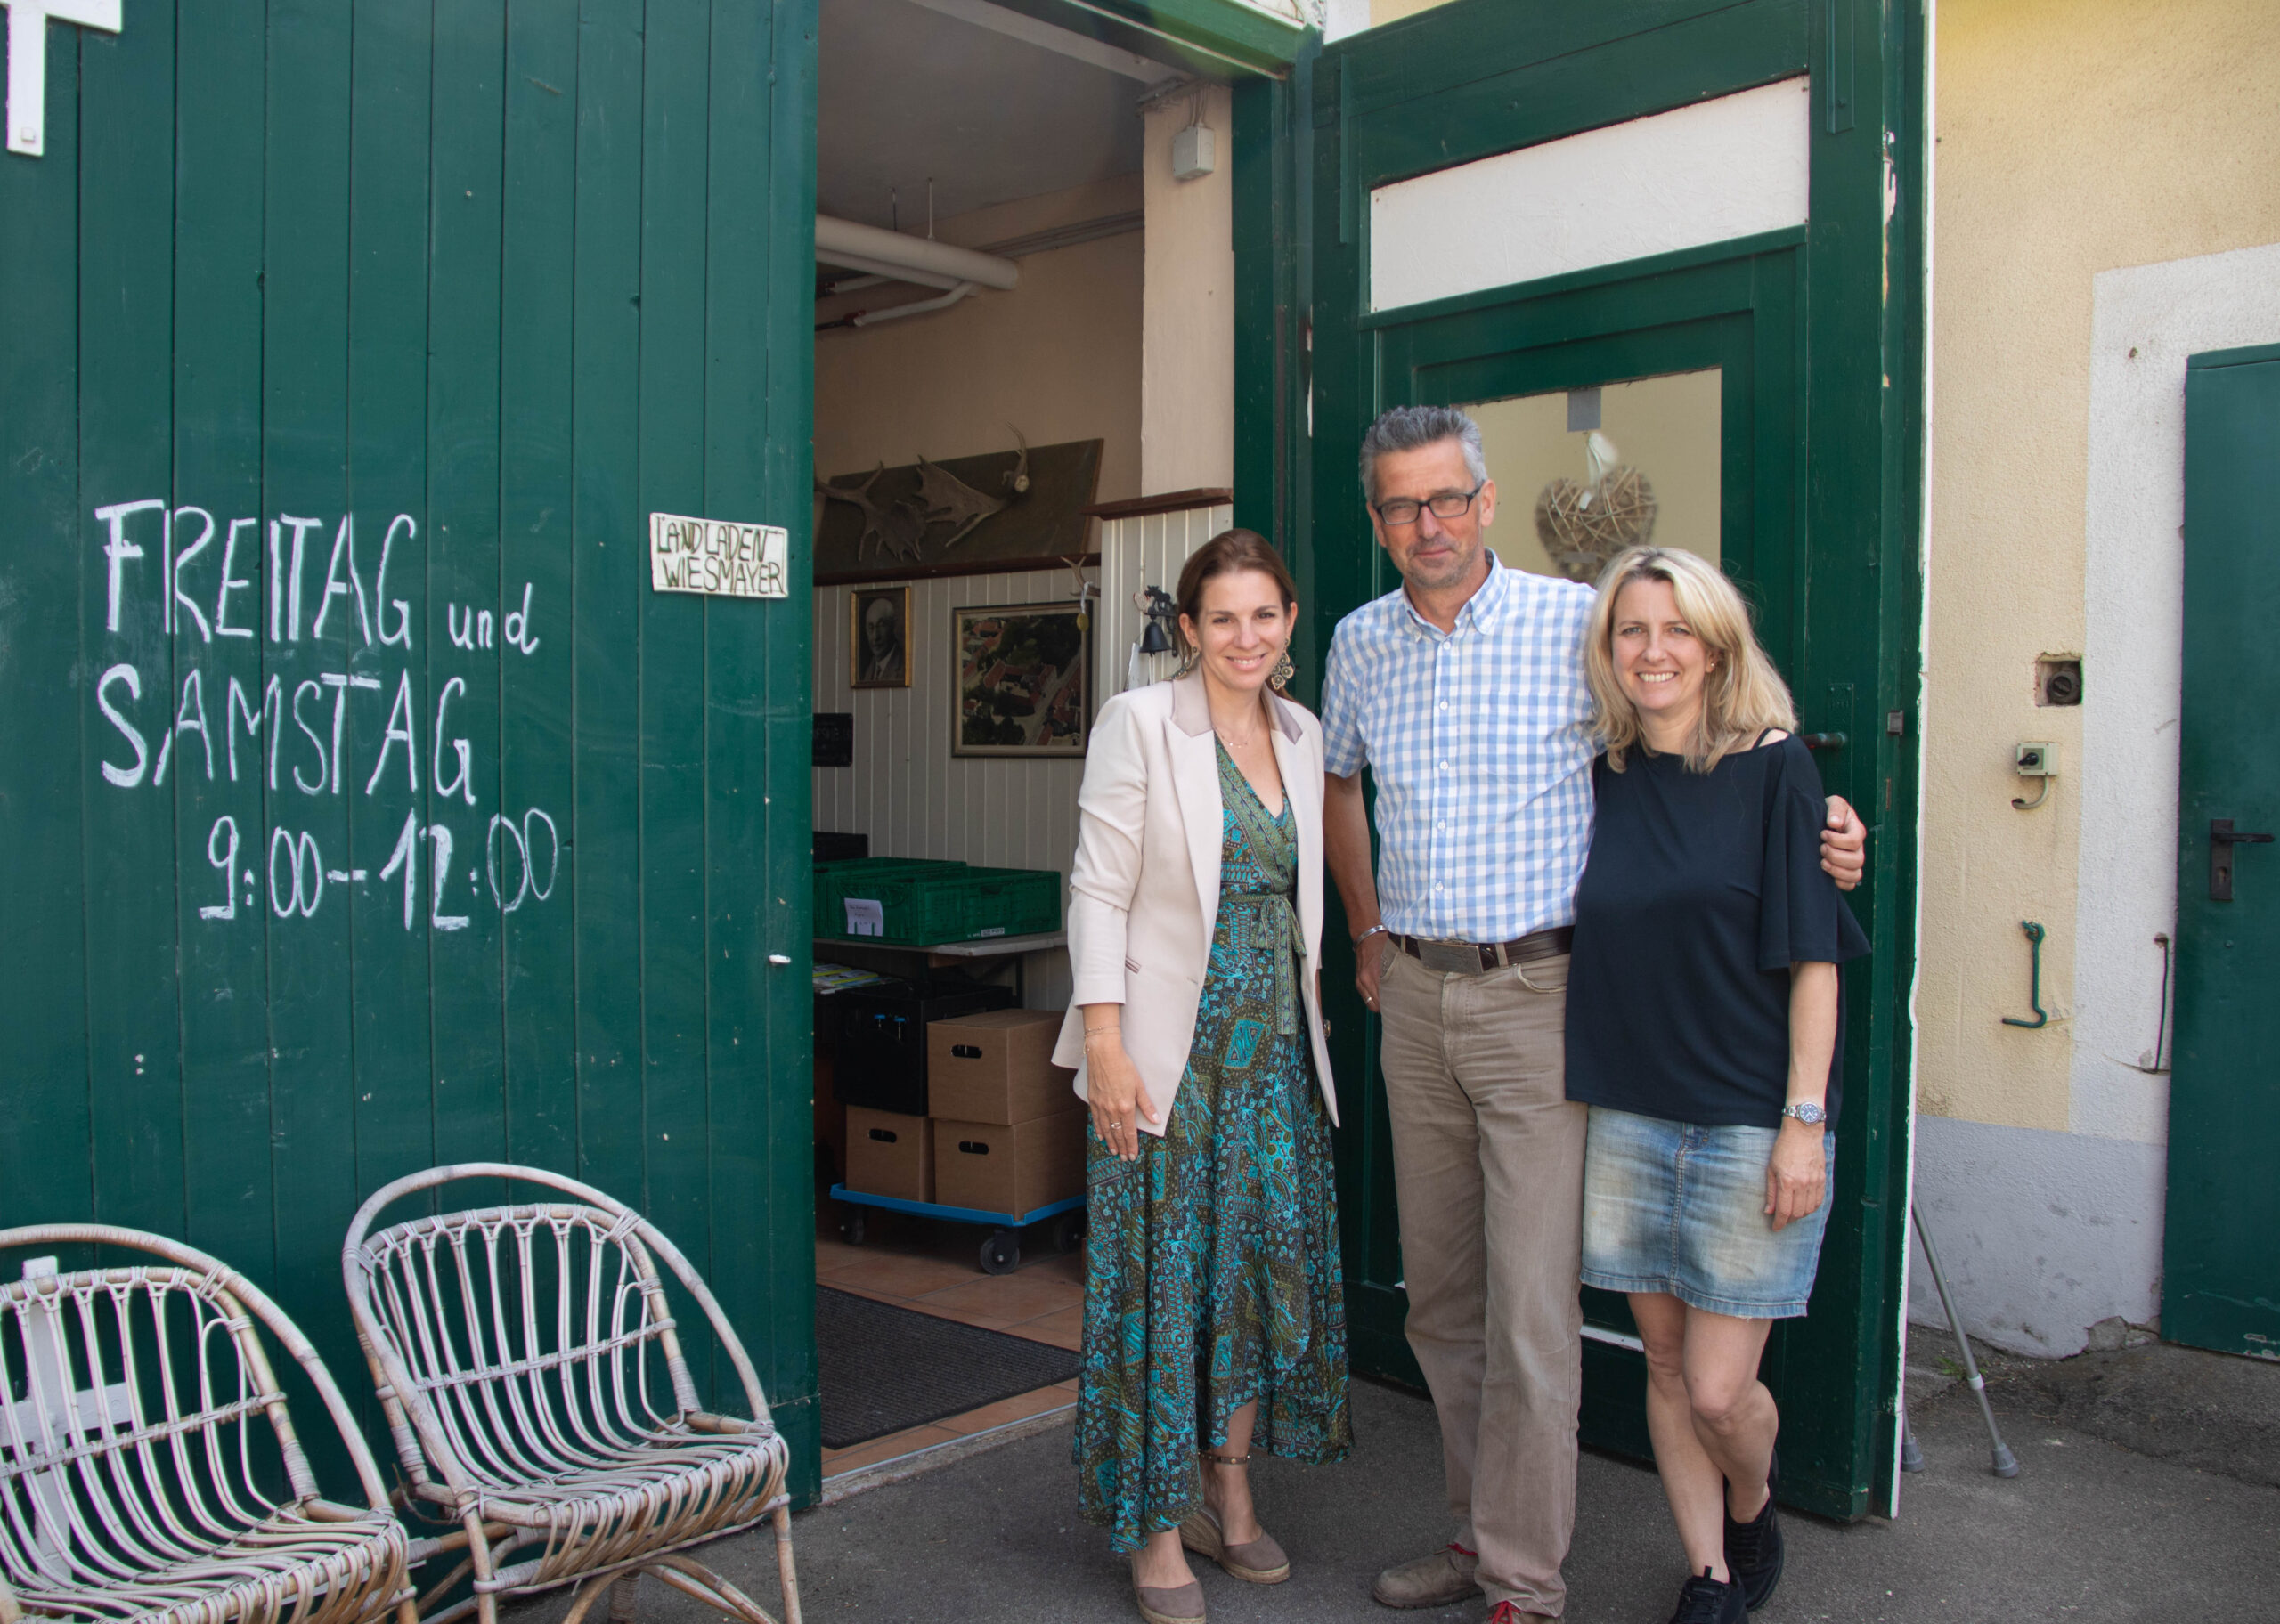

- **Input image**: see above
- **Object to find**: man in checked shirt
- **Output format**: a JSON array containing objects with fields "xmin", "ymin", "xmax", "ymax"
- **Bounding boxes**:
[{"xmin": 1321, "ymin": 405, "xmax": 1866, "ymax": 1622}]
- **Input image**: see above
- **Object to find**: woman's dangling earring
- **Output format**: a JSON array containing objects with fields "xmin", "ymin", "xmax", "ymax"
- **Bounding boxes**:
[
  {"xmin": 1270, "ymin": 648, "xmax": 1296, "ymax": 693},
  {"xmin": 1174, "ymin": 639, "xmax": 1201, "ymax": 679}
]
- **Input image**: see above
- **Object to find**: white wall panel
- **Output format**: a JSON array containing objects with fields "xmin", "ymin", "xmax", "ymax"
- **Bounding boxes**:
[
  {"xmin": 1369, "ymin": 77, "xmax": 1811, "ymax": 313},
  {"xmin": 2072, "ymin": 242, "xmax": 2280, "ymax": 1140},
  {"xmin": 1094, "ymin": 503, "xmax": 1233, "ymax": 699},
  {"xmin": 813, "ymin": 511, "xmax": 1231, "ymax": 1011},
  {"xmin": 814, "ymin": 568, "xmax": 1089, "ymax": 1010}
]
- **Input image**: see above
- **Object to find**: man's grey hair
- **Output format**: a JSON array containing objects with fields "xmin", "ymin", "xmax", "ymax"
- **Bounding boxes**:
[{"xmin": 1358, "ymin": 405, "xmax": 1489, "ymax": 502}]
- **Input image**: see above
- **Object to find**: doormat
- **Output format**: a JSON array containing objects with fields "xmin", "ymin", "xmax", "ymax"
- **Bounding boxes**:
[{"xmin": 817, "ymin": 1287, "xmax": 1081, "ymax": 1449}]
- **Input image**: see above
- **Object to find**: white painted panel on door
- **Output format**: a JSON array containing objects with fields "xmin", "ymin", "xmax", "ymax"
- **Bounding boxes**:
[{"xmin": 1369, "ymin": 77, "xmax": 1811, "ymax": 313}]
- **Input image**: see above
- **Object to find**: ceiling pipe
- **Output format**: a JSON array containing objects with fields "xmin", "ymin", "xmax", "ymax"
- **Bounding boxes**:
[
  {"xmin": 814, "ymin": 213, "xmax": 1019, "ymax": 292},
  {"xmin": 849, "ymin": 280, "xmax": 980, "ymax": 329},
  {"xmin": 815, "ymin": 248, "xmax": 965, "ymax": 294}
]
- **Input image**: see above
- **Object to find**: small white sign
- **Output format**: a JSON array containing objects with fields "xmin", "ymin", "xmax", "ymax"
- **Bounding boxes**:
[
  {"xmin": 648, "ymin": 512, "xmax": 789, "ymax": 599},
  {"xmin": 843, "ymin": 897, "xmax": 884, "ymax": 938}
]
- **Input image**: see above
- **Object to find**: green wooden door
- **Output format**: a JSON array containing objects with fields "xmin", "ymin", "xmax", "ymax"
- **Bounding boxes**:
[
  {"xmin": 1249, "ymin": 0, "xmax": 1926, "ymax": 1518},
  {"xmin": 2167, "ymin": 343, "xmax": 2280, "ymax": 1361},
  {"xmin": 0, "ymin": 0, "xmax": 823, "ymax": 1498}
]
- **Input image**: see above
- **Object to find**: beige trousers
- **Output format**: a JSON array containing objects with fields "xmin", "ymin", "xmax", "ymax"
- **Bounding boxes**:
[{"xmin": 1379, "ymin": 947, "xmax": 1587, "ymax": 1619}]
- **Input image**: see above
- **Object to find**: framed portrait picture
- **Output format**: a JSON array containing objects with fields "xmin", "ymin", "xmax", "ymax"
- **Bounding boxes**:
[
  {"xmin": 951, "ymin": 601, "xmax": 1091, "ymax": 758},
  {"xmin": 849, "ymin": 585, "xmax": 911, "ymax": 689}
]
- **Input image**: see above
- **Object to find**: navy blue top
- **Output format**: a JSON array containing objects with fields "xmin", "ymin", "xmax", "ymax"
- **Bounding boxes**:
[{"xmin": 1565, "ymin": 734, "xmax": 1869, "ymax": 1130}]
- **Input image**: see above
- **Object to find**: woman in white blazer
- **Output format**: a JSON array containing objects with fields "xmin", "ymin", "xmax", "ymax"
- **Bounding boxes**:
[{"xmin": 1055, "ymin": 530, "xmax": 1350, "ymax": 1624}]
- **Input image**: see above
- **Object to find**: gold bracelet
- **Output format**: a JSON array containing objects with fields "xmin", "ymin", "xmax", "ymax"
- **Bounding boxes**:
[{"xmin": 1085, "ymin": 1027, "xmax": 1120, "ymax": 1043}]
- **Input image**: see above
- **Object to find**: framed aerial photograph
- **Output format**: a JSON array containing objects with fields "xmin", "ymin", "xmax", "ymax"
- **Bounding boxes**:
[
  {"xmin": 951, "ymin": 601, "xmax": 1091, "ymax": 758},
  {"xmin": 849, "ymin": 585, "xmax": 911, "ymax": 689}
]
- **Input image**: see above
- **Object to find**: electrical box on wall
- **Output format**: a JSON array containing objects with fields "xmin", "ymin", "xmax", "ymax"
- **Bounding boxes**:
[
  {"xmin": 1172, "ymin": 125, "xmax": 1216, "ymax": 182},
  {"xmin": 2036, "ymin": 655, "xmax": 2083, "ymax": 706}
]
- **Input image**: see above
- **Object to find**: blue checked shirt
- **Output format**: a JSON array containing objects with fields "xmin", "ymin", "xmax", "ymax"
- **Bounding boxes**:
[{"xmin": 1321, "ymin": 555, "xmax": 1599, "ymax": 943}]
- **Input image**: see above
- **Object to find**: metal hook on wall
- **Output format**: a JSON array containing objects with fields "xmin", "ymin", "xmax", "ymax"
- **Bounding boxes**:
[
  {"xmin": 2000, "ymin": 920, "xmax": 2049, "ymax": 1028},
  {"xmin": 2128, "ymin": 931, "xmax": 2173, "ymax": 1074},
  {"xmin": 1063, "ymin": 556, "xmax": 1096, "ymax": 630}
]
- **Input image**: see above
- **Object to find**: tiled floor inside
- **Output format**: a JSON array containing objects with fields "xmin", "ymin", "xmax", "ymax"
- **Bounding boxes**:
[{"xmin": 815, "ymin": 1205, "xmax": 1085, "ymax": 1479}]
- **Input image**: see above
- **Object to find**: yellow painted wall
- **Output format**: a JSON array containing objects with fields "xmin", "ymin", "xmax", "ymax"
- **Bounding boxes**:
[
  {"xmin": 1141, "ymin": 86, "xmax": 1235, "ymax": 495},
  {"xmin": 1368, "ymin": 0, "xmax": 1453, "ymax": 23},
  {"xmin": 813, "ymin": 175, "xmax": 1143, "ymax": 503},
  {"xmin": 1919, "ymin": 0, "xmax": 2280, "ymax": 1128}
]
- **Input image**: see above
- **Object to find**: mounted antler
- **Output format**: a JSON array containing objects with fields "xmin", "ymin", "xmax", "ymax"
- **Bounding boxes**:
[
  {"xmin": 818, "ymin": 463, "xmax": 926, "ymax": 561},
  {"xmin": 1003, "ymin": 425, "xmax": 1031, "ymax": 495},
  {"xmin": 913, "ymin": 455, "xmax": 1007, "ymax": 549}
]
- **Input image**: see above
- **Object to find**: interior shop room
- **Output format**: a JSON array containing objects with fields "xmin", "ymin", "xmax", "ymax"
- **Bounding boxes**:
[{"xmin": 802, "ymin": 0, "xmax": 1237, "ymax": 1482}]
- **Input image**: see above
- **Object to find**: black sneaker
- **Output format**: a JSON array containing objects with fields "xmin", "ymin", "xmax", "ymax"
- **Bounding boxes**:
[
  {"xmin": 1724, "ymin": 1448, "xmax": 1785, "ymax": 1612},
  {"xmin": 1666, "ymin": 1567, "xmax": 1745, "ymax": 1624}
]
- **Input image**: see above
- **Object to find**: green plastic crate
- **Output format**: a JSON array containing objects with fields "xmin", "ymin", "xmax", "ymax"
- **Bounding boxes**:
[
  {"xmin": 831, "ymin": 864, "xmax": 1062, "ymax": 945},
  {"xmin": 938, "ymin": 866, "xmax": 1063, "ymax": 943},
  {"xmin": 813, "ymin": 857, "xmax": 966, "ymax": 938}
]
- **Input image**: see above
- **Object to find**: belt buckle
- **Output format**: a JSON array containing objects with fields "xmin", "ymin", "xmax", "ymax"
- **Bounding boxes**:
[{"xmin": 1413, "ymin": 938, "xmax": 1484, "ymax": 976}]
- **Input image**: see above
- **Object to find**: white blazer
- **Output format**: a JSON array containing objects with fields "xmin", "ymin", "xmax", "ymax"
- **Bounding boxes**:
[{"xmin": 1053, "ymin": 671, "xmax": 1340, "ymax": 1135}]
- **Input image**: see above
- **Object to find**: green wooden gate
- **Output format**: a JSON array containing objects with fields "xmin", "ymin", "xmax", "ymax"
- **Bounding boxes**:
[
  {"xmin": 0, "ymin": 0, "xmax": 822, "ymax": 1497},
  {"xmin": 1235, "ymin": 0, "xmax": 1926, "ymax": 1518},
  {"xmin": 2168, "ymin": 342, "xmax": 2280, "ymax": 1361}
]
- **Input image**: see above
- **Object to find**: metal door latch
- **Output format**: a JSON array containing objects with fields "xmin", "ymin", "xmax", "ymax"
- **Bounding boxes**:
[{"xmin": 2209, "ymin": 818, "xmax": 2275, "ymax": 902}]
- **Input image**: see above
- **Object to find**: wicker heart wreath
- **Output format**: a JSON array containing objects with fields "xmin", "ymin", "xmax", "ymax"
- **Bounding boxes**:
[{"xmin": 1534, "ymin": 432, "xmax": 1657, "ymax": 582}]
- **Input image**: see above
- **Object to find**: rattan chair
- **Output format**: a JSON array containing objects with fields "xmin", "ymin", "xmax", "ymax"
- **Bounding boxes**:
[
  {"xmin": 339, "ymin": 1165, "xmax": 799, "ymax": 1624},
  {"xmin": 0, "ymin": 1225, "xmax": 413, "ymax": 1624}
]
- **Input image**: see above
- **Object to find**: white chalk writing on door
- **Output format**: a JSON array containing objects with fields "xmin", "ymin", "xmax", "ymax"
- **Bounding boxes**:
[{"xmin": 88, "ymin": 496, "xmax": 560, "ymax": 929}]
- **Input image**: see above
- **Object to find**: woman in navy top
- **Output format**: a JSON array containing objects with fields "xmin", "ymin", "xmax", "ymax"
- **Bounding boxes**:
[{"xmin": 1565, "ymin": 548, "xmax": 1868, "ymax": 1624}]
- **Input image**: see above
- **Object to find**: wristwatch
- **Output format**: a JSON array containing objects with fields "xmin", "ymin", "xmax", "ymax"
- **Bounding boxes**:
[{"xmin": 1780, "ymin": 1101, "xmax": 1828, "ymax": 1125}]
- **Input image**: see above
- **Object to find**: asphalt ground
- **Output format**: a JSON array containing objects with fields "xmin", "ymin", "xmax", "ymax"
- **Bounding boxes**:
[{"xmin": 510, "ymin": 1328, "xmax": 2280, "ymax": 1624}]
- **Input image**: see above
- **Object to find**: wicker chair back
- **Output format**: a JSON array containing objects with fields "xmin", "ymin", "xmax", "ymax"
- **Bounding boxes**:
[
  {"xmin": 348, "ymin": 1198, "xmax": 700, "ymax": 1497},
  {"xmin": 0, "ymin": 1225, "xmax": 409, "ymax": 1624},
  {"xmin": 340, "ymin": 1165, "xmax": 797, "ymax": 1624}
]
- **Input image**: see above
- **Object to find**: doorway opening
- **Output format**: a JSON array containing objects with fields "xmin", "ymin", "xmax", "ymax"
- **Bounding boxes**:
[{"xmin": 803, "ymin": 0, "xmax": 1227, "ymax": 1484}]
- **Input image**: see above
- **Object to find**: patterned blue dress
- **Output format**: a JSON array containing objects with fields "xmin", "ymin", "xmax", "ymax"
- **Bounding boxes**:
[{"xmin": 1074, "ymin": 741, "xmax": 1351, "ymax": 1553}]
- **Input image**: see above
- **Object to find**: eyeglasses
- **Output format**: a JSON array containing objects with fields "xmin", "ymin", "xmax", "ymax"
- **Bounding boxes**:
[{"xmin": 1372, "ymin": 482, "xmax": 1485, "ymax": 528}]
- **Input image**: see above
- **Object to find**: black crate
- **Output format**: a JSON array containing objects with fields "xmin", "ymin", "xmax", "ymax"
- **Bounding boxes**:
[
  {"xmin": 832, "ymin": 976, "xmax": 1019, "ymax": 1116},
  {"xmin": 812, "ymin": 829, "xmax": 869, "ymax": 862}
]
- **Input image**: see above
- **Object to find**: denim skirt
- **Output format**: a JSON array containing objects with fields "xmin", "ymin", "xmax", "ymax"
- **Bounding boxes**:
[{"xmin": 1579, "ymin": 1106, "xmax": 1835, "ymax": 1320}]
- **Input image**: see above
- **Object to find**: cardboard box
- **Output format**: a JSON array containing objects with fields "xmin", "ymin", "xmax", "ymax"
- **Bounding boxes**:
[
  {"xmin": 844, "ymin": 1106, "xmax": 933, "ymax": 1203},
  {"xmin": 927, "ymin": 1008, "xmax": 1075, "ymax": 1125},
  {"xmin": 932, "ymin": 1108, "xmax": 1087, "ymax": 1217}
]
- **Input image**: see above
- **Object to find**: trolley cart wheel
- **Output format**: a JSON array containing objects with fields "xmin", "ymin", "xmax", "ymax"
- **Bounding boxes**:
[
  {"xmin": 1051, "ymin": 1209, "xmax": 1087, "ymax": 1255},
  {"xmin": 842, "ymin": 1209, "xmax": 867, "ymax": 1246},
  {"xmin": 980, "ymin": 1229, "xmax": 1021, "ymax": 1275}
]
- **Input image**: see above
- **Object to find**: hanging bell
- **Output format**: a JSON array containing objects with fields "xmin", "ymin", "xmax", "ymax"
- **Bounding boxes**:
[{"xmin": 1138, "ymin": 618, "xmax": 1174, "ymax": 655}]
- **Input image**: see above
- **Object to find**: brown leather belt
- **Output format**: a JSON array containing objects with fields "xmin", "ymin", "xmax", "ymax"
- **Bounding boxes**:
[{"xmin": 1394, "ymin": 926, "xmax": 1573, "ymax": 976}]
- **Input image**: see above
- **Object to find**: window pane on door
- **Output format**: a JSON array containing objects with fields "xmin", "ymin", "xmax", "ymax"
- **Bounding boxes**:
[{"xmin": 1465, "ymin": 369, "xmax": 1722, "ymax": 581}]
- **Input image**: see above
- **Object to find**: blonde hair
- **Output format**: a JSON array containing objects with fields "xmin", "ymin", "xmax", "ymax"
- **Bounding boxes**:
[{"xmin": 1584, "ymin": 547, "xmax": 1797, "ymax": 773}]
